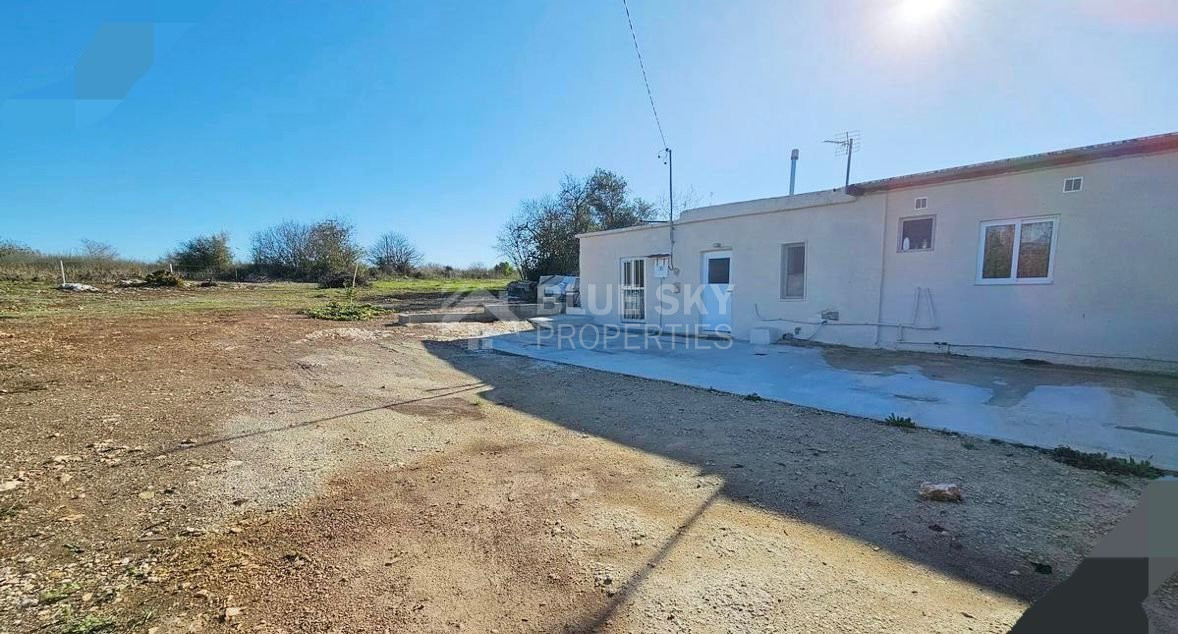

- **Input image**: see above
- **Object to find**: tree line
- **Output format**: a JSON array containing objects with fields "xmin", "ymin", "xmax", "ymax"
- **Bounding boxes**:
[
  {"xmin": 0, "ymin": 223, "xmax": 514, "ymax": 284},
  {"xmin": 3, "ymin": 166, "xmax": 662, "ymax": 284}
]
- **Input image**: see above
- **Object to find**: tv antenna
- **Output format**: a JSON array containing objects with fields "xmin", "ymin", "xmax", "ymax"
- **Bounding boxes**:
[{"xmin": 824, "ymin": 130, "xmax": 861, "ymax": 190}]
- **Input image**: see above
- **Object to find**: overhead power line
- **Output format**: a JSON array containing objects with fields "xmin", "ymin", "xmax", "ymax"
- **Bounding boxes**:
[{"xmin": 621, "ymin": 0, "xmax": 667, "ymax": 148}]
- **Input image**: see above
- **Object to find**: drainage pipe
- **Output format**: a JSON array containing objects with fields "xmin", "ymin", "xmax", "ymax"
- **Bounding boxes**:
[{"xmin": 754, "ymin": 286, "xmax": 940, "ymax": 333}]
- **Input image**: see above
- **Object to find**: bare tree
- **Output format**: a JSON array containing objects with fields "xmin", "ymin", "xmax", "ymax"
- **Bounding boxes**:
[
  {"xmin": 250, "ymin": 218, "xmax": 362, "ymax": 281},
  {"xmin": 655, "ymin": 185, "xmax": 701, "ymax": 220},
  {"xmin": 369, "ymin": 232, "xmax": 423, "ymax": 276},
  {"xmin": 80, "ymin": 239, "xmax": 118, "ymax": 260},
  {"xmin": 0, "ymin": 239, "xmax": 36, "ymax": 259},
  {"xmin": 251, "ymin": 220, "xmax": 312, "ymax": 277}
]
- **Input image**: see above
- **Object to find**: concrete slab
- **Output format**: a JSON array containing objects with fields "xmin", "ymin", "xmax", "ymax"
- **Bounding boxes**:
[{"xmin": 484, "ymin": 326, "xmax": 1178, "ymax": 469}]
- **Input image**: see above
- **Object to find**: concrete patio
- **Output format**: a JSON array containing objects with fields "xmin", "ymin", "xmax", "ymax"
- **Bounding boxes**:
[{"xmin": 485, "ymin": 324, "xmax": 1178, "ymax": 470}]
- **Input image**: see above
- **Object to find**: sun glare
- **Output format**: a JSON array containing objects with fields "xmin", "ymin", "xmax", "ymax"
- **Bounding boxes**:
[{"xmin": 897, "ymin": 0, "xmax": 950, "ymax": 26}]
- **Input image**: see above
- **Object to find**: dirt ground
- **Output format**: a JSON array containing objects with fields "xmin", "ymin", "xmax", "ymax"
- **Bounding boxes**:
[{"xmin": 1, "ymin": 288, "xmax": 1175, "ymax": 633}]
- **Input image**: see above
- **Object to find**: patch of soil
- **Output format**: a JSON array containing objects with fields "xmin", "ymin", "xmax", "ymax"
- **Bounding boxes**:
[{"xmin": 2, "ymin": 305, "xmax": 1175, "ymax": 632}]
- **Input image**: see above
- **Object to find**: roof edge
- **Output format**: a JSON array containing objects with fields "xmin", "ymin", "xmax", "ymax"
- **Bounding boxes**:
[{"xmin": 851, "ymin": 131, "xmax": 1178, "ymax": 193}]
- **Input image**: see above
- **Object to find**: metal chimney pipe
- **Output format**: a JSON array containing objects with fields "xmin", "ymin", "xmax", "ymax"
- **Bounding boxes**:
[{"xmin": 789, "ymin": 148, "xmax": 799, "ymax": 195}]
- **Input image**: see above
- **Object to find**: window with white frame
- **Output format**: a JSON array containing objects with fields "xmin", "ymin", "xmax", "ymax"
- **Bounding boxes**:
[
  {"xmin": 977, "ymin": 216, "xmax": 1058, "ymax": 284},
  {"xmin": 780, "ymin": 242, "xmax": 806, "ymax": 299},
  {"xmin": 899, "ymin": 215, "xmax": 934, "ymax": 251},
  {"xmin": 1063, "ymin": 177, "xmax": 1083, "ymax": 193},
  {"xmin": 914, "ymin": 196, "xmax": 928, "ymax": 210},
  {"xmin": 620, "ymin": 258, "xmax": 645, "ymax": 321}
]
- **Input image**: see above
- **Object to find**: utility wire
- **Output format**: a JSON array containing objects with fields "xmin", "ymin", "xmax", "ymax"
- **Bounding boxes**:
[{"xmin": 621, "ymin": 0, "xmax": 667, "ymax": 148}]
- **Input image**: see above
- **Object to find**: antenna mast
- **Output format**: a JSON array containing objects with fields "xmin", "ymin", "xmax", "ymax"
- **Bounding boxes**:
[{"xmin": 824, "ymin": 130, "xmax": 861, "ymax": 191}]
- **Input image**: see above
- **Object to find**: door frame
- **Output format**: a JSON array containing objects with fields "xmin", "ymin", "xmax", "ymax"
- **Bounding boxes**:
[
  {"xmin": 619, "ymin": 257, "xmax": 646, "ymax": 322},
  {"xmin": 700, "ymin": 250, "xmax": 732, "ymax": 330}
]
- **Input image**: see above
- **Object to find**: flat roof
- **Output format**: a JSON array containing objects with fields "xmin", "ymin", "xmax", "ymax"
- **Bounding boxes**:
[
  {"xmin": 577, "ymin": 131, "xmax": 1178, "ymax": 239},
  {"xmin": 849, "ymin": 131, "xmax": 1178, "ymax": 193}
]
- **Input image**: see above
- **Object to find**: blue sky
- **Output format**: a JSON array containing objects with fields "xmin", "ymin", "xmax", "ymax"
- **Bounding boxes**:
[{"xmin": 2, "ymin": 0, "xmax": 1176, "ymax": 264}]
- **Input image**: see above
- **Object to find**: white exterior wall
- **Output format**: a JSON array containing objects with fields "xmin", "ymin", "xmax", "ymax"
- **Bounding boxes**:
[
  {"xmin": 577, "ymin": 149, "xmax": 1178, "ymax": 372},
  {"xmin": 578, "ymin": 192, "xmax": 887, "ymax": 347},
  {"xmin": 877, "ymin": 151, "xmax": 1178, "ymax": 371}
]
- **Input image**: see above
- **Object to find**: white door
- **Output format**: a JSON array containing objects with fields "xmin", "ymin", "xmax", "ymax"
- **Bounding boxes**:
[
  {"xmin": 700, "ymin": 251, "xmax": 732, "ymax": 330},
  {"xmin": 620, "ymin": 258, "xmax": 645, "ymax": 322}
]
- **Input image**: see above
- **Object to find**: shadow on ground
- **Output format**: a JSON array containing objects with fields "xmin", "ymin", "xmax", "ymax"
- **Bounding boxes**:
[{"xmin": 419, "ymin": 339, "xmax": 1152, "ymax": 618}]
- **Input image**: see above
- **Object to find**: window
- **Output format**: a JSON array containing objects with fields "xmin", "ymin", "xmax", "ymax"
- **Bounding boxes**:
[
  {"xmin": 977, "ymin": 216, "xmax": 1058, "ymax": 284},
  {"xmin": 1063, "ymin": 177, "xmax": 1083, "ymax": 193},
  {"xmin": 899, "ymin": 215, "xmax": 934, "ymax": 251},
  {"xmin": 780, "ymin": 243, "xmax": 805, "ymax": 299},
  {"xmin": 706, "ymin": 256, "xmax": 730, "ymax": 284},
  {"xmin": 914, "ymin": 196, "xmax": 928, "ymax": 210},
  {"xmin": 620, "ymin": 258, "xmax": 645, "ymax": 321}
]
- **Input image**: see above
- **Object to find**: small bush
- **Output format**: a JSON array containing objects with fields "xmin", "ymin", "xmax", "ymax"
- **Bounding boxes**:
[
  {"xmin": 1049, "ymin": 446, "xmax": 1163, "ymax": 478},
  {"xmin": 743, "ymin": 393, "xmax": 763, "ymax": 401},
  {"xmin": 143, "ymin": 269, "xmax": 183, "ymax": 287},
  {"xmin": 303, "ymin": 301, "xmax": 384, "ymax": 321},
  {"xmin": 883, "ymin": 414, "xmax": 917, "ymax": 429},
  {"xmin": 318, "ymin": 269, "xmax": 372, "ymax": 289}
]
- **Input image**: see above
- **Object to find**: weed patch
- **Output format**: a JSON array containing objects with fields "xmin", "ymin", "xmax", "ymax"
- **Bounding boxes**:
[
  {"xmin": 1049, "ymin": 446, "xmax": 1163, "ymax": 479},
  {"xmin": 59, "ymin": 611, "xmax": 116, "ymax": 634},
  {"xmin": 143, "ymin": 270, "xmax": 183, "ymax": 287},
  {"xmin": 39, "ymin": 581, "xmax": 80, "ymax": 604},
  {"xmin": 883, "ymin": 414, "xmax": 917, "ymax": 429},
  {"xmin": 304, "ymin": 301, "xmax": 385, "ymax": 321}
]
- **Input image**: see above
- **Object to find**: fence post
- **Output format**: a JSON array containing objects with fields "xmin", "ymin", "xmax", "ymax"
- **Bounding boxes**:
[{"xmin": 59, "ymin": 260, "xmax": 66, "ymax": 285}]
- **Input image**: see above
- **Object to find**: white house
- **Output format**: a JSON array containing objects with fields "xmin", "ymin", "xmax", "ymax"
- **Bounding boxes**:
[{"xmin": 575, "ymin": 132, "xmax": 1178, "ymax": 373}]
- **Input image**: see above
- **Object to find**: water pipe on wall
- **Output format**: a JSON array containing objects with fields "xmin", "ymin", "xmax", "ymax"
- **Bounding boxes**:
[{"xmin": 753, "ymin": 286, "xmax": 940, "ymax": 338}]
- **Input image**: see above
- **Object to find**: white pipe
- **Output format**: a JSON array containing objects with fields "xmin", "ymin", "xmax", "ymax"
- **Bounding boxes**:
[
  {"xmin": 873, "ymin": 191, "xmax": 890, "ymax": 346},
  {"xmin": 753, "ymin": 301, "xmax": 940, "ymax": 330}
]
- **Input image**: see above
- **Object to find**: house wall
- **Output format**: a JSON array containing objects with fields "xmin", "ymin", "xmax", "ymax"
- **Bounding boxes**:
[
  {"xmin": 578, "ymin": 193, "xmax": 888, "ymax": 347},
  {"xmin": 577, "ymin": 149, "xmax": 1178, "ymax": 372},
  {"xmin": 876, "ymin": 151, "xmax": 1178, "ymax": 371}
]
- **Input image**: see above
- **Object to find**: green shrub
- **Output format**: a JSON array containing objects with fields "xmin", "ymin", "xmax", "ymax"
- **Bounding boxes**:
[
  {"xmin": 318, "ymin": 269, "xmax": 372, "ymax": 289},
  {"xmin": 303, "ymin": 301, "xmax": 384, "ymax": 321},
  {"xmin": 143, "ymin": 269, "xmax": 183, "ymax": 287},
  {"xmin": 1049, "ymin": 446, "xmax": 1163, "ymax": 478},
  {"xmin": 883, "ymin": 414, "xmax": 917, "ymax": 429}
]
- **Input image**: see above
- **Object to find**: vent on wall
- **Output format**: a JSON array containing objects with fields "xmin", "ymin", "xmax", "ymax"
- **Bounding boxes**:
[
  {"xmin": 914, "ymin": 197, "xmax": 928, "ymax": 210},
  {"xmin": 1064, "ymin": 177, "xmax": 1083, "ymax": 193}
]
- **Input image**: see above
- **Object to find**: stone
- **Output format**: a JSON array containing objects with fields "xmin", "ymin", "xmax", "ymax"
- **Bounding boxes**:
[
  {"xmin": 918, "ymin": 482, "xmax": 963, "ymax": 502},
  {"xmin": 58, "ymin": 283, "xmax": 100, "ymax": 292}
]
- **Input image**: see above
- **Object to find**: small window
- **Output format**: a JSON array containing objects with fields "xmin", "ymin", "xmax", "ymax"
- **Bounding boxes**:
[
  {"xmin": 977, "ymin": 216, "xmax": 1058, "ymax": 284},
  {"xmin": 914, "ymin": 197, "xmax": 928, "ymax": 210},
  {"xmin": 780, "ymin": 243, "xmax": 805, "ymax": 299},
  {"xmin": 706, "ymin": 256, "xmax": 730, "ymax": 284},
  {"xmin": 1063, "ymin": 177, "xmax": 1083, "ymax": 193},
  {"xmin": 621, "ymin": 258, "xmax": 644, "ymax": 287},
  {"xmin": 899, "ymin": 216, "xmax": 934, "ymax": 251}
]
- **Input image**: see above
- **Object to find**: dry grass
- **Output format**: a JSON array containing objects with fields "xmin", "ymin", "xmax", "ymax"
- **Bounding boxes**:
[{"xmin": 0, "ymin": 278, "xmax": 513, "ymax": 321}]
